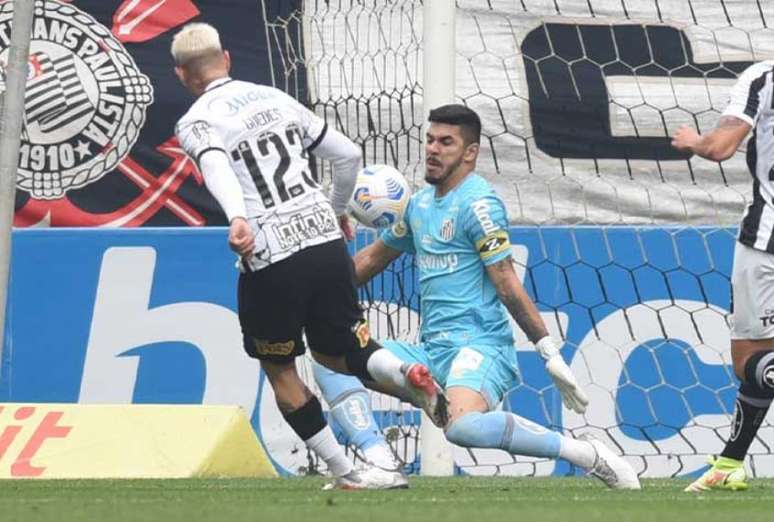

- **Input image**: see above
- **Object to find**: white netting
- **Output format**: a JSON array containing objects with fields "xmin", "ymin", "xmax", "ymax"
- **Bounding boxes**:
[{"xmin": 260, "ymin": 0, "xmax": 774, "ymax": 477}]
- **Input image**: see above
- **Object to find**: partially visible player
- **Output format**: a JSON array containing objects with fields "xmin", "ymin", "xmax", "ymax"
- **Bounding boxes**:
[
  {"xmin": 672, "ymin": 60, "xmax": 774, "ymax": 492},
  {"xmin": 353, "ymin": 104, "xmax": 641, "ymax": 489},
  {"xmin": 171, "ymin": 23, "xmax": 445, "ymax": 489}
]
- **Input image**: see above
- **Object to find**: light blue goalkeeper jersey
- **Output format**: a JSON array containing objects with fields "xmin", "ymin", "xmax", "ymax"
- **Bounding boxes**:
[{"xmin": 381, "ymin": 173, "xmax": 514, "ymax": 348}]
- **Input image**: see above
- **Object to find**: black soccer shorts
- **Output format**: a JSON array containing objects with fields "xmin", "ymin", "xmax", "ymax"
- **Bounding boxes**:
[{"xmin": 238, "ymin": 238, "xmax": 370, "ymax": 363}]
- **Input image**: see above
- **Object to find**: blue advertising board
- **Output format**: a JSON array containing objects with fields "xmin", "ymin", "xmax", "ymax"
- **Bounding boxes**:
[{"xmin": 1, "ymin": 226, "xmax": 745, "ymax": 477}]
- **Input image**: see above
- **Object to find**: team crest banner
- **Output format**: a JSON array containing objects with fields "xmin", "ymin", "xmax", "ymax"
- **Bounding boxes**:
[{"xmin": 0, "ymin": 0, "xmax": 302, "ymax": 227}]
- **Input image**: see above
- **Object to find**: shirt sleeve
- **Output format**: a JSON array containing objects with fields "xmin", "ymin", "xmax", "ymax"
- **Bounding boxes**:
[
  {"xmin": 380, "ymin": 197, "xmax": 415, "ymax": 254},
  {"xmin": 198, "ymin": 149, "xmax": 247, "ymax": 222},
  {"xmin": 723, "ymin": 63, "xmax": 771, "ymax": 126},
  {"xmin": 175, "ymin": 118, "xmax": 227, "ymax": 165},
  {"xmin": 279, "ymin": 91, "xmax": 328, "ymax": 150},
  {"xmin": 461, "ymin": 194, "xmax": 511, "ymax": 266},
  {"xmin": 306, "ymin": 125, "xmax": 361, "ymax": 215}
]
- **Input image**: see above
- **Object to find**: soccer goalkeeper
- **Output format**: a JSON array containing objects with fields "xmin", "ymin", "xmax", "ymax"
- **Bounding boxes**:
[
  {"xmin": 350, "ymin": 104, "xmax": 641, "ymax": 489},
  {"xmin": 672, "ymin": 60, "xmax": 774, "ymax": 492}
]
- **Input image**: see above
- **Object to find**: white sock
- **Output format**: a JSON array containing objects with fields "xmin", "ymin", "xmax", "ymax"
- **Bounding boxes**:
[
  {"xmin": 365, "ymin": 349, "xmax": 407, "ymax": 389},
  {"xmin": 305, "ymin": 426, "xmax": 353, "ymax": 477},
  {"xmin": 558, "ymin": 436, "xmax": 597, "ymax": 469}
]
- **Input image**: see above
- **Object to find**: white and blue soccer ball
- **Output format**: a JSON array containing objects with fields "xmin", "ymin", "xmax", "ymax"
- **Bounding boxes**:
[{"xmin": 348, "ymin": 164, "xmax": 410, "ymax": 228}]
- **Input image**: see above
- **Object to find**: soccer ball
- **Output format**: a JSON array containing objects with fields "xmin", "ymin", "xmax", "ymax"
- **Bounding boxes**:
[{"xmin": 348, "ymin": 164, "xmax": 410, "ymax": 228}]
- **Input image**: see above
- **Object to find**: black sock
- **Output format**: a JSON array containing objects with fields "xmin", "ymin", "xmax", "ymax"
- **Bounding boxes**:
[
  {"xmin": 721, "ymin": 382, "xmax": 772, "ymax": 460},
  {"xmin": 343, "ymin": 339, "xmax": 380, "ymax": 381},
  {"xmin": 282, "ymin": 395, "xmax": 326, "ymax": 441}
]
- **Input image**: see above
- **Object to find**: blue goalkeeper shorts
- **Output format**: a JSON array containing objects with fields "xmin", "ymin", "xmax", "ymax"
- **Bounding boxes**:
[{"xmin": 381, "ymin": 340, "xmax": 520, "ymax": 409}]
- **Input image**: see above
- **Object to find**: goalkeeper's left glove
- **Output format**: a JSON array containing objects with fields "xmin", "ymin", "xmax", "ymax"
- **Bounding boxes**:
[{"xmin": 535, "ymin": 337, "xmax": 589, "ymax": 414}]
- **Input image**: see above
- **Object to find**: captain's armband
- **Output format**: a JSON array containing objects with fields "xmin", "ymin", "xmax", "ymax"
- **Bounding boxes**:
[{"xmin": 475, "ymin": 230, "xmax": 510, "ymax": 261}]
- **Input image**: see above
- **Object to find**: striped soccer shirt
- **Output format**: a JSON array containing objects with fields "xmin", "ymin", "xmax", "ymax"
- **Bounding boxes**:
[{"xmin": 724, "ymin": 60, "xmax": 774, "ymax": 252}]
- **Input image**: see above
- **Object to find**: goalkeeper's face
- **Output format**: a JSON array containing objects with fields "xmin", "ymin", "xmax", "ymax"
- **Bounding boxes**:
[{"xmin": 424, "ymin": 123, "xmax": 477, "ymax": 186}]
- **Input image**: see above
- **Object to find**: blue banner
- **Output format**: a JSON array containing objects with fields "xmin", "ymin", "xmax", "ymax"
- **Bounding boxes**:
[{"xmin": 2, "ymin": 226, "xmax": 741, "ymax": 477}]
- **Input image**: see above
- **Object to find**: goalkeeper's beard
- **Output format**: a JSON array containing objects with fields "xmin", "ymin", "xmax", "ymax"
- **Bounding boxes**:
[{"xmin": 425, "ymin": 156, "xmax": 463, "ymax": 186}]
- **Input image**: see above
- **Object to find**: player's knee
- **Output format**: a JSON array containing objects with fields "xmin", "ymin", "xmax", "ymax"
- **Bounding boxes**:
[
  {"xmin": 742, "ymin": 349, "xmax": 774, "ymax": 398},
  {"xmin": 343, "ymin": 338, "xmax": 381, "ymax": 380},
  {"xmin": 445, "ymin": 411, "xmax": 490, "ymax": 448}
]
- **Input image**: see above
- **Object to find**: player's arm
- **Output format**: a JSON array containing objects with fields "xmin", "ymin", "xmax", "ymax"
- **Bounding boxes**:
[
  {"xmin": 466, "ymin": 195, "xmax": 588, "ymax": 413},
  {"xmin": 485, "ymin": 257, "xmax": 588, "ymax": 414},
  {"xmin": 671, "ymin": 116, "xmax": 751, "ymax": 161},
  {"xmin": 353, "ymin": 239, "xmax": 402, "ymax": 285},
  {"xmin": 176, "ymin": 119, "xmax": 253, "ymax": 256},
  {"xmin": 672, "ymin": 62, "xmax": 767, "ymax": 161},
  {"xmin": 485, "ymin": 258, "xmax": 548, "ymax": 343},
  {"xmin": 294, "ymin": 97, "xmax": 361, "ymax": 239}
]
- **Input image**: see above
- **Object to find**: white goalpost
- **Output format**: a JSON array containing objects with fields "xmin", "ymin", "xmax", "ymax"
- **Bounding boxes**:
[
  {"xmin": 419, "ymin": 0, "xmax": 456, "ymax": 477},
  {"xmin": 0, "ymin": 0, "xmax": 35, "ymax": 379}
]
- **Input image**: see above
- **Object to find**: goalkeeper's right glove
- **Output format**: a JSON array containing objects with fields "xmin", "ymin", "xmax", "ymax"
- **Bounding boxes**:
[{"xmin": 535, "ymin": 336, "xmax": 589, "ymax": 414}]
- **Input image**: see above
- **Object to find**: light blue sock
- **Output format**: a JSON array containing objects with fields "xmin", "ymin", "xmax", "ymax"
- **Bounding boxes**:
[
  {"xmin": 312, "ymin": 359, "xmax": 383, "ymax": 451},
  {"xmin": 445, "ymin": 411, "xmax": 561, "ymax": 459}
]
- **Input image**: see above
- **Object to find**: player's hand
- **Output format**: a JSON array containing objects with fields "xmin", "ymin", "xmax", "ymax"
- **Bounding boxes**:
[
  {"xmin": 228, "ymin": 217, "xmax": 255, "ymax": 257},
  {"xmin": 338, "ymin": 214, "xmax": 355, "ymax": 241},
  {"xmin": 545, "ymin": 356, "xmax": 589, "ymax": 414},
  {"xmin": 671, "ymin": 125, "xmax": 700, "ymax": 156},
  {"xmin": 535, "ymin": 337, "xmax": 589, "ymax": 414}
]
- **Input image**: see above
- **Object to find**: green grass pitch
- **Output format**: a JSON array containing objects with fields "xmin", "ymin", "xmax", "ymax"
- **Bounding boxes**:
[{"xmin": 2, "ymin": 477, "xmax": 772, "ymax": 522}]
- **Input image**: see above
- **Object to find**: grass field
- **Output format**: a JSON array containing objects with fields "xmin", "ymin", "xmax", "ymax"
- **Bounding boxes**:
[{"xmin": 2, "ymin": 477, "xmax": 772, "ymax": 522}]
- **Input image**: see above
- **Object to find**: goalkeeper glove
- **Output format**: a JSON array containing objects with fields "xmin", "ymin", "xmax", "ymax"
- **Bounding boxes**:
[{"xmin": 535, "ymin": 337, "xmax": 589, "ymax": 414}]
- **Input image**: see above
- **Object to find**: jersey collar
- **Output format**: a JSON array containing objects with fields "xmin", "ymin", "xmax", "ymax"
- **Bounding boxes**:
[{"xmin": 204, "ymin": 76, "xmax": 233, "ymax": 92}]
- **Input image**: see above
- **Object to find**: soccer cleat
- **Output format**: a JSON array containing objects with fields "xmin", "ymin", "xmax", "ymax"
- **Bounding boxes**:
[
  {"xmin": 585, "ymin": 437, "xmax": 641, "ymax": 490},
  {"xmin": 403, "ymin": 363, "xmax": 449, "ymax": 428},
  {"xmin": 322, "ymin": 463, "xmax": 409, "ymax": 491},
  {"xmin": 684, "ymin": 456, "xmax": 748, "ymax": 492}
]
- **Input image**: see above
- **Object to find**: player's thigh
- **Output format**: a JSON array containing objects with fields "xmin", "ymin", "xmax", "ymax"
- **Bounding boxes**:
[
  {"xmin": 305, "ymin": 239, "xmax": 369, "ymax": 356},
  {"xmin": 380, "ymin": 339, "xmax": 430, "ymax": 368},
  {"xmin": 238, "ymin": 259, "xmax": 307, "ymax": 364},
  {"xmin": 441, "ymin": 345, "xmax": 520, "ymax": 411}
]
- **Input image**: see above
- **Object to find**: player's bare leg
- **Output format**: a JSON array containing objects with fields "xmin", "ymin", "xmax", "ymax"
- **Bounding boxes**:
[
  {"xmin": 261, "ymin": 360, "xmax": 354, "ymax": 477},
  {"xmin": 443, "ymin": 387, "xmax": 640, "ymax": 489}
]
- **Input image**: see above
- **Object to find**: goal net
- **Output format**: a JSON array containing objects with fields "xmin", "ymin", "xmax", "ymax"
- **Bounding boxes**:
[{"xmin": 260, "ymin": 0, "xmax": 774, "ymax": 478}]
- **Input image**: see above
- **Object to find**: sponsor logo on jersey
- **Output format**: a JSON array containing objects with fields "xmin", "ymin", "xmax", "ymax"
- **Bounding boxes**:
[
  {"xmin": 418, "ymin": 253, "xmax": 458, "ymax": 272},
  {"xmin": 476, "ymin": 230, "xmax": 510, "ymax": 260},
  {"xmin": 206, "ymin": 87, "xmax": 273, "ymax": 117},
  {"xmin": 440, "ymin": 218, "xmax": 455, "ymax": 241},
  {"xmin": 253, "ymin": 338, "xmax": 295, "ymax": 356},
  {"xmin": 471, "ymin": 199, "xmax": 499, "ymax": 235},
  {"xmin": 272, "ymin": 205, "xmax": 338, "ymax": 250},
  {"xmin": 0, "ymin": 1, "xmax": 153, "ymax": 200}
]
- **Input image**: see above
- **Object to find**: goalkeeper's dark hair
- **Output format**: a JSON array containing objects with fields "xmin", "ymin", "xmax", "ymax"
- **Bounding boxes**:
[{"xmin": 428, "ymin": 104, "xmax": 481, "ymax": 146}]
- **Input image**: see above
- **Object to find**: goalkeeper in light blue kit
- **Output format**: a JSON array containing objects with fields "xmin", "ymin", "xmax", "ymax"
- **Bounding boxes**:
[{"xmin": 349, "ymin": 104, "xmax": 640, "ymax": 488}]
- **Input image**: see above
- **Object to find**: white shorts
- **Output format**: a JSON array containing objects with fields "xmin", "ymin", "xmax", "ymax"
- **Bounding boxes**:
[{"xmin": 731, "ymin": 242, "xmax": 774, "ymax": 340}]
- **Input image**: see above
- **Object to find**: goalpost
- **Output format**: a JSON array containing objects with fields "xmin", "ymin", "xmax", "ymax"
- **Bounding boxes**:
[
  {"xmin": 0, "ymin": 0, "xmax": 35, "ymax": 379},
  {"xmin": 418, "ymin": 0, "xmax": 455, "ymax": 477}
]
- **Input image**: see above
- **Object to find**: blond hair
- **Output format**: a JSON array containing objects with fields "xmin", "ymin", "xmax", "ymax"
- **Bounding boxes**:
[{"xmin": 171, "ymin": 23, "xmax": 222, "ymax": 66}]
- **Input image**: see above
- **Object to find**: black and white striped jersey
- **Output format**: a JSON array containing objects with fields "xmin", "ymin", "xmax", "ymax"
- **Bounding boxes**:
[
  {"xmin": 723, "ymin": 61, "xmax": 774, "ymax": 253},
  {"xmin": 176, "ymin": 78, "xmax": 357, "ymax": 271}
]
